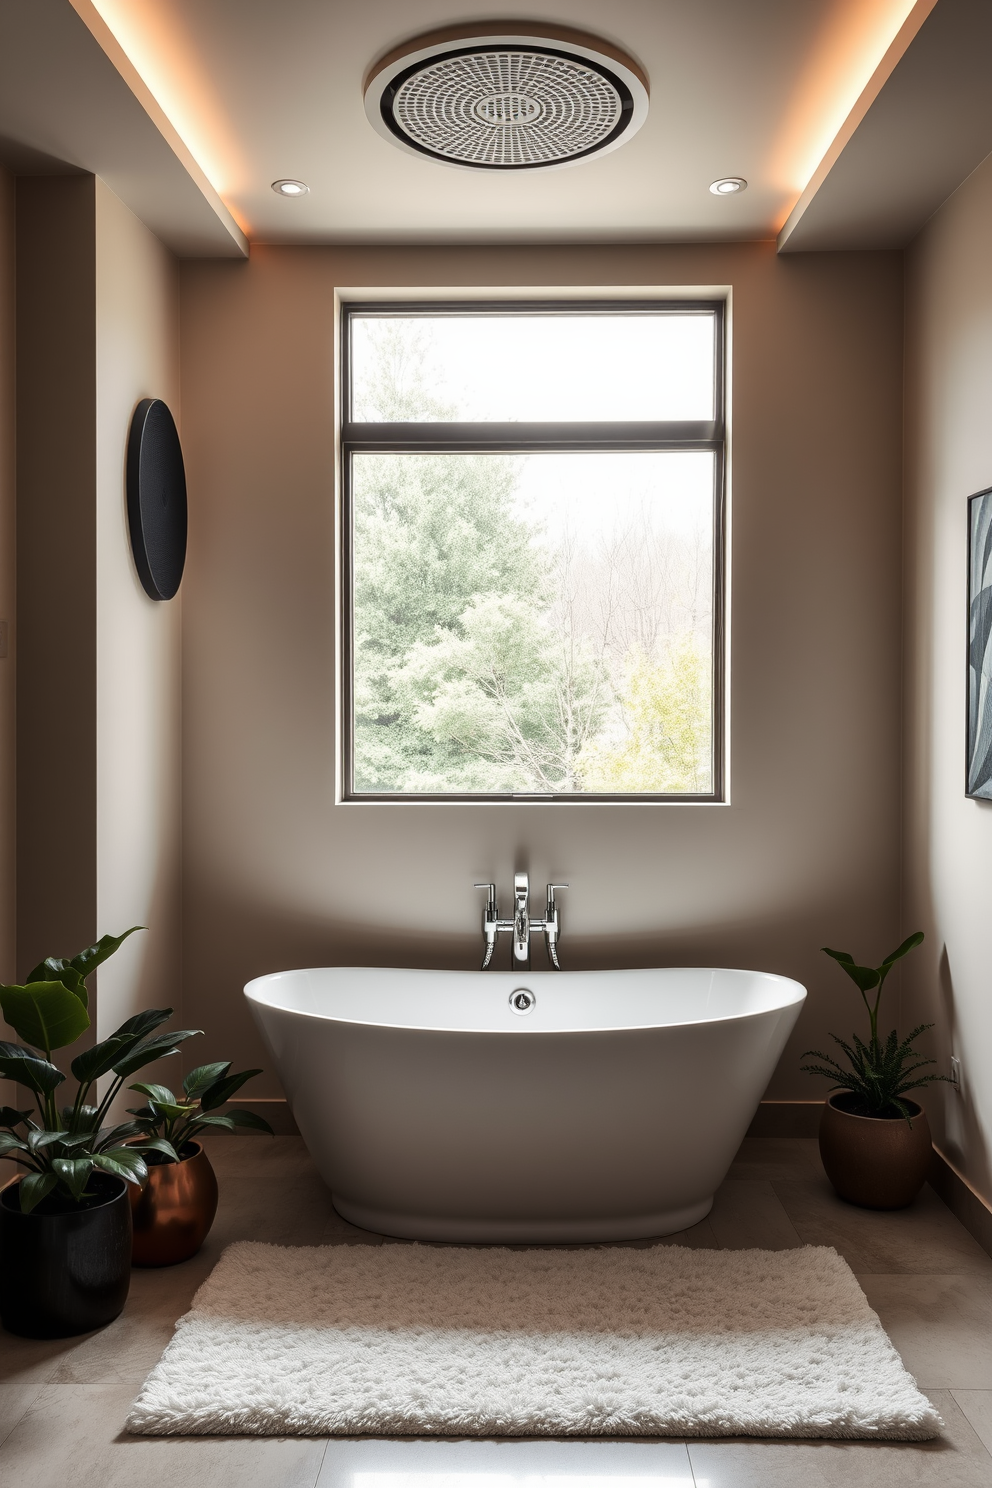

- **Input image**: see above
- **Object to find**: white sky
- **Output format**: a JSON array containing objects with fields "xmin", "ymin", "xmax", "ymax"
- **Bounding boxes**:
[
  {"xmin": 352, "ymin": 314, "xmax": 716, "ymax": 423},
  {"xmin": 514, "ymin": 451, "xmax": 715, "ymax": 548}
]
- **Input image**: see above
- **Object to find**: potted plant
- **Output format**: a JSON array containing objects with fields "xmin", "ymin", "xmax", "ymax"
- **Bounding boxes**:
[
  {"xmin": 124, "ymin": 1064, "xmax": 273, "ymax": 1266},
  {"xmin": 0, "ymin": 928, "xmax": 200, "ymax": 1337},
  {"xmin": 802, "ymin": 931, "xmax": 949, "ymax": 1208}
]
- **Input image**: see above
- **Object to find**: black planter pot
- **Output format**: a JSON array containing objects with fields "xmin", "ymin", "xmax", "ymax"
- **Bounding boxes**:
[{"xmin": 0, "ymin": 1173, "xmax": 133, "ymax": 1338}]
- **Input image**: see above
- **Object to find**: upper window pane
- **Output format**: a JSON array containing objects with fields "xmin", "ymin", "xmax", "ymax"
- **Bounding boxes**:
[{"xmin": 350, "ymin": 312, "xmax": 716, "ymax": 423}]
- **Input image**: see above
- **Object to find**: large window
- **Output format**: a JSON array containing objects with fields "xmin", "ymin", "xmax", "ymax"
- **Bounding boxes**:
[{"xmin": 341, "ymin": 301, "xmax": 725, "ymax": 801}]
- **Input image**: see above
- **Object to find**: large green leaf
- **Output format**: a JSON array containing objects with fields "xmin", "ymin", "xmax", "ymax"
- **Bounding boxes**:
[
  {"xmin": 199, "ymin": 1068, "xmax": 262, "ymax": 1111},
  {"xmin": 94, "ymin": 1120, "xmax": 144, "ymax": 1149},
  {"xmin": 69, "ymin": 927, "xmax": 143, "ymax": 980},
  {"xmin": 128, "ymin": 1082, "xmax": 179, "ymax": 1106},
  {"xmin": 71, "ymin": 1033, "xmax": 144, "ymax": 1085},
  {"xmin": 0, "ymin": 981, "xmax": 90, "ymax": 1053},
  {"xmin": 0, "ymin": 1132, "xmax": 28, "ymax": 1157},
  {"xmin": 52, "ymin": 1156, "xmax": 94, "ymax": 1202},
  {"xmin": 226, "ymin": 1108, "xmax": 275, "ymax": 1134},
  {"xmin": 188, "ymin": 1114, "xmax": 236, "ymax": 1133},
  {"xmin": 93, "ymin": 1148, "xmax": 147, "ymax": 1186},
  {"xmin": 26, "ymin": 1129, "xmax": 61, "ymax": 1152},
  {"xmin": 132, "ymin": 1136, "xmax": 180, "ymax": 1162},
  {"xmin": 0, "ymin": 1042, "xmax": 66, "ymax": 1095},
  {"xmin": 24, "ymin": 959, "xmax": 87, "ymax": 1007},
  {"xmin": 110, "ymin": 1007, "xmax": 173, "ymax": 1041},
  {"xmin": 111, "ymin": 1028, "xmax": 201, "ymax": 1079},
  {"xmin": 821, "ymin": 948, "xmax": 880, "ymax": 993},
  {"xmin": 18, "ymin": 1171, "xmax": 57, "ymax": 1213},
  {"xmin": 0, "ymin": 1106, "xmax": 32, "ymax": 1128},
  {"xmin": 880, "ymin": 931, "xmax": 925, "ymax": 969},
  {"xmin": 183, "ymin": 1062, "xmax": 230, "ymax": 1099}
]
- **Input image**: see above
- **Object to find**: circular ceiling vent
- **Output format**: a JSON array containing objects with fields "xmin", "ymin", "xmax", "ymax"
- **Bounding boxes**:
[{"xmin": 364, "ymin": 24, "xmax": 649, "ymax": 171}]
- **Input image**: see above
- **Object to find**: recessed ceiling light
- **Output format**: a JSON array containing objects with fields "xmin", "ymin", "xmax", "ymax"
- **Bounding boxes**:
[
  {"xmin": 709, "ymin": 177, "xmax": 747, "ymax": 195},
  {"xmin": 271, "ymin": 179, "xmax": 309, "ymax": 197}
]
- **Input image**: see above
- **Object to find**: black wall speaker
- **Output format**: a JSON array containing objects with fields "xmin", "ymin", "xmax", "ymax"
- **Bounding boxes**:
[{"xmin": 126, "ymin": 398, "xmax": 187, "ymax": 600}]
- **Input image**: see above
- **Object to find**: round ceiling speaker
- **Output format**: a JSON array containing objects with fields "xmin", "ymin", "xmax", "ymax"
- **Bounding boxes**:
[{"xmin": 364, "ymin": 23, "xmax": 649, "ymax": 171}]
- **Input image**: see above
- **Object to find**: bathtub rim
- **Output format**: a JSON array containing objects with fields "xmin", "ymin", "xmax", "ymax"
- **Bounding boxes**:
[{"xmin": 244, "ymin": 964, "xmax": 807, "ymax": 1037}]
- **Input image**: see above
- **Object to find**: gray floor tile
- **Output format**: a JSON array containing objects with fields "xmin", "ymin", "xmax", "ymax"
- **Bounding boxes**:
[
  {"xmin": 0, "ymin": 1381, "xmax": 328, "ymax": 1488},
  {"xmin": 707, "ymin": 1179, "xmax": 803, "ymax": 1251},
  {"xmin": 858, "ymin": 1275, "xmax": 992, "ymax": 1389},
  {"xmin": 316, "ymin": 1436, "xmax": 694, "ymax": 1487},
  {"xmin": 203, "ymin": 1135, "xmax": 319, "ymax": 1183},
  {"xmin": 726, "ymin": 1138, "xmax": 823, "ymax": 1182},
  {"xmin": 950, "ymin": 1391, "xmax": 992, "ymax": 1455},
  {"xmin": 686, "ymin": 1389, "xmax": 990, "ymax": 1487},
  {"xmin": 0, "ymin": 1337, "xmax": 63, "ymax": 1449},
  {"xmin": 4, "ymin": 1137, "xmax": 992, "ymax": 1486},
  {"xmin": 772, "ymin": 1178, "xmax": 992, "ymax": 1275}
]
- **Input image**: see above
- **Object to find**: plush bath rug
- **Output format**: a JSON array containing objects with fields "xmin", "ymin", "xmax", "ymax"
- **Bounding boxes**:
[{"xmin": 127, "ymin": 1240, "xmax": 941, "ymax": 1440}]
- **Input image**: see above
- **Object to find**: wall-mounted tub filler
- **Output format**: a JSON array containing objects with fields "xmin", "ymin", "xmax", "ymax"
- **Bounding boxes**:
[
  {"xmin": 475, "ymin": 873, "xmax": 567, "ymax": 969},
  {"xmin": 244, "ymin": 965, "xmax": 807, "ymax": 1243}
]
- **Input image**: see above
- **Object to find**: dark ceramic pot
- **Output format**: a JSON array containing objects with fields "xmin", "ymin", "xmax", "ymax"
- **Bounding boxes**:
[
  {"xmin": 130, "ymin": 1140, "xmax": 218, "ymax": 1267},
  {"xmin": 819, "ymin": 1091, "xmax": 932, "ymax": 1209},
  {"xmin": 0, "ymin": 1172, "xmax": 132, "ymax": 1338}
]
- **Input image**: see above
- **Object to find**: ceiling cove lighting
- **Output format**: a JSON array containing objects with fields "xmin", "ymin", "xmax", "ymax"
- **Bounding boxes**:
[
  {"xmin": 271, "ymin": 179, "xmax": 309, "ymax": 197},
  {"xmin": 364, "ymin": 24, "xmax": 649, "ymax": 171},
  {"xmin": 709, "ymin": 177, "xmax": 747, "ymax": 195}
]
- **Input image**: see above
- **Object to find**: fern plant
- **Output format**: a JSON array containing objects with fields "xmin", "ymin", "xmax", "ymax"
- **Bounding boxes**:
[{"xmin": 801, "ymin": 931, "xmax": 950, "ymax": 1119}]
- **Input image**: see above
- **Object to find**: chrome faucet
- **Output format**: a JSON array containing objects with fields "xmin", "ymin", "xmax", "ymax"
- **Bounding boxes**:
[{"xmin": 474, "ymin": 874, "xmax": 568, "ymax": 970}]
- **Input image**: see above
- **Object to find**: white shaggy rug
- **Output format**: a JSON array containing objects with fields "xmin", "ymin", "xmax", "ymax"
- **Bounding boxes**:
[{"xmin": 127, "ymin": 1241, "xmax": 941, "ymax": 1440}]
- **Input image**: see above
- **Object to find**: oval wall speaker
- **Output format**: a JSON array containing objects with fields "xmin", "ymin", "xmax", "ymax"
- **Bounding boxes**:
[
  {"xmin": 364, "ymin": 23, "xmax": 649, "ymax": 171},
  {"xmin": 126, "ymin": 398, "xmax": 187, "ymax": 601}
]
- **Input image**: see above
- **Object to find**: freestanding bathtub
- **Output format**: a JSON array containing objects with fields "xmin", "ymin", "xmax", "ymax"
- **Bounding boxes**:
[{"xmin": 245, "ymin": 966, "xmax": 806, "ymax": 1243}]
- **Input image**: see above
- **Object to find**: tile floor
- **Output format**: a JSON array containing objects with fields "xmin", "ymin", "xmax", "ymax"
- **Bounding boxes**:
[{"xmin": 2, "ymin": 1135, "xmax": 992, "ymax": 1487}]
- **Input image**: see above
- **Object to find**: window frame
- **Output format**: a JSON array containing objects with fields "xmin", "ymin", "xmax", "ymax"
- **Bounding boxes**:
[{"xmin": 340, "ymin": 298, "xmax": 726, "ymax": 804}]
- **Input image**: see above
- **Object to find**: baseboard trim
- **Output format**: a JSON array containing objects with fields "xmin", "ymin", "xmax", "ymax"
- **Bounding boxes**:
[{"xmin": 928, "ymin": 1144, "xmax": 992, "ymax": 1260}]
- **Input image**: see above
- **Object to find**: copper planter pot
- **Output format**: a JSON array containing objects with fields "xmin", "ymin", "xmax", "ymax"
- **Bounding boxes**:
[
  {"xmin": 130, "ymin": 1141, "xmax": 218, "ymax": 1266},
  {"xmin": 819, "ymin": 1092, "xmax": 932, "ymax": 1209}
]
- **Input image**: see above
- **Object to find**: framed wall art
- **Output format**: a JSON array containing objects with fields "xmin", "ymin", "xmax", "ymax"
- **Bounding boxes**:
[{"xmin": 967, "ymin": 487, "xmax": 992, "ymax": 798}]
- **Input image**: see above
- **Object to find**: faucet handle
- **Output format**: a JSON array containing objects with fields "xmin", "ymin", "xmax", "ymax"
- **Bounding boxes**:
[
  {"xmin": 475, "ymin": 883, "xmax": 498, "ymax": 970},
  {"xmin": 546, "ymin": 882, "xmax": 568, "ymax": 904}
]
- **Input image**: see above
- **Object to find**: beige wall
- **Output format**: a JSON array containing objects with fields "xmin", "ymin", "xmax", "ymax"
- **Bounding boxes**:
[
  {"xmin": 14, "ymin": 176, "xmax": 181, "ymax": 1102},
  {"xmin": 179, "ymin": 242, "xmax": 904, "ymax": 1101},
  {"xmin": 904, "ymin": 151, "xmax": 992, "ymax": 1207},
  {"xmin": 16, "ymin": 177, "xmax": 97, "ymax": 979},
  {"xmin": 0, "ymin": 166, "xmax": 14, "ymax": 1112},
  {"xmin": 94, "ymin": 178, "xmax": 182, "ymax": 1051}
]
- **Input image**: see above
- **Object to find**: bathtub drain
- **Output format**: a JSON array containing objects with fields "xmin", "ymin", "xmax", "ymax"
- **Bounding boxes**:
[{"xmin": 510, "ymin": 988, "xmax": 536, "ymax": 1014}]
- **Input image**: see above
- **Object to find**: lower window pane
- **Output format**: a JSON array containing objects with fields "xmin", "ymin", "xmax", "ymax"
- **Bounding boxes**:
[{"xmin": 350, "ymin": 450, "xmax": 716, "ymax": 796}]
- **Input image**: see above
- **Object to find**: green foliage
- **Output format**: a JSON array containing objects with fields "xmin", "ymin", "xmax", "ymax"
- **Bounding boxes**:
[
  {"xmin": 0, "ymin": 930, "xmax": 202, "ymax": 1212},
  {"xmin": 0, "ymin": 981, "xmax": 91, "ymax": 1057},
  {"xmin": 576, "ymin": 636, "xmax": 711, "ymax": 793},
  {"xmin": 350, "ymin": 325, "xmax": 711, "ymax": 795},
  {"xmin": 126, "ymin": 1063, "xmax": 274, "ymax": 1149},
  {"xmin": 801, "ymin": 931, "xmax": 949, "ymax": 1119}
]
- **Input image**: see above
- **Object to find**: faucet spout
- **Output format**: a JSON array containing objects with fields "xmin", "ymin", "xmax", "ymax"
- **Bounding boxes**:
[{"xmin": 513, "ymin": 872, "xmax": 530, "ymax": 966}]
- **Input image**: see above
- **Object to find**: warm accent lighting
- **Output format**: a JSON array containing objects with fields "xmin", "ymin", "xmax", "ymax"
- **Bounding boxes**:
[
  {"xmin": 709, "ymin": 177, "xmax": 747, "ymax": 196},
  {"xmin": 769, "ymin": 0, "xmax": 926, "ymax": 217},
  {"xmin": 271, "ymin": 179, "xmax": 309, "ymax": 197}
]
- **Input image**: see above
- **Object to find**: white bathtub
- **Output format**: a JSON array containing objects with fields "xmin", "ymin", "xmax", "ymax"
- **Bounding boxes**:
[{"xmin": 244, "ymin": 966, "xmax": 806, "ymax": 1243}]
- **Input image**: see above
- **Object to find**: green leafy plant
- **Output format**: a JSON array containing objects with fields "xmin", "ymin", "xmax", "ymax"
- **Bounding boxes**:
[
  {"xmin": 801, "ymin": 931, "xmax": 950, "ymax": 1119},
  {"xmin": 126, "ymin": 1063, "xmax": 274, "ymax": 1152},
  {"xmin": 0, "ymin": 929, "xmax": 201, "ymax": 1212}
]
